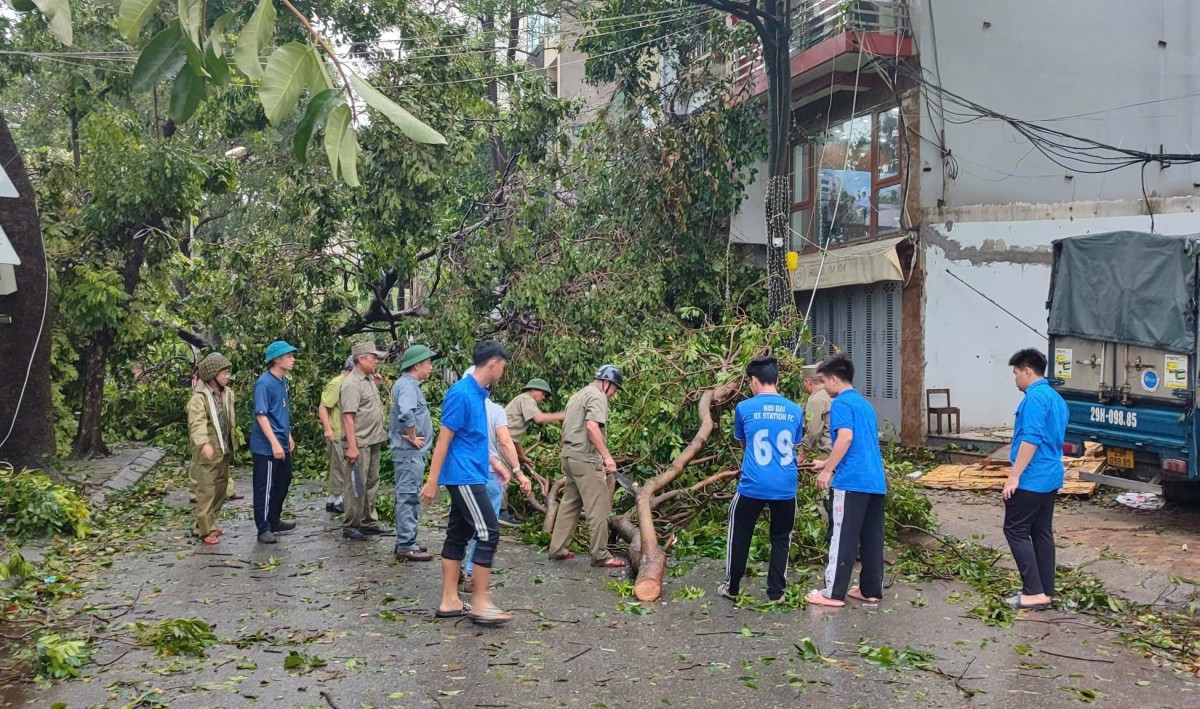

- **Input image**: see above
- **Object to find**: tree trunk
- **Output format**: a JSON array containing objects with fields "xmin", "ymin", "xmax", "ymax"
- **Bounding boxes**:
[
  {"xmin": 0, "ymin": 109, "xmax": 56, "ymax": 471},
  {"xmin": 70, "ymin": 331, "xmax": 114, "ymax": 459},
  {"xmin": 69, "ymin": 230, "xmax": 149, "ymax": 459}
]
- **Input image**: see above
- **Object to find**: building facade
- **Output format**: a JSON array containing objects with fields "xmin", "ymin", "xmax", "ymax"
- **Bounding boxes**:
[{"xmin": 725, "ymin": 0, "xmax": 1200, "ymax": 442}]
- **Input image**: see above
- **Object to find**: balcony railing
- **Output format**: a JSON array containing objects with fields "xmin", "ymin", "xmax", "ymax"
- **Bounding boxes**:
[{"xmin": 790, "ymin": 0, "xmax": 911, "ymax": 56}]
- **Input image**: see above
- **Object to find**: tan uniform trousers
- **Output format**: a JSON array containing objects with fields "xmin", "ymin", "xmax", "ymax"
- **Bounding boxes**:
[
  {"xmin": 191, "ymin": 452, "xmax": 232, "ymax": 537},
  {"xmin": 326, "ymin": 439, "xmax": 349, "ymax": 499},
  {"xmin": 188, "ymin": 470, "xmax": 237, "ymax": 501},
  {"xmin": 343, "ymin": 442, "xmax": 382, "ymax": 529},
  {"xmin": 548, "ymin": 458, "xmax": 614, "ymax": 563}
]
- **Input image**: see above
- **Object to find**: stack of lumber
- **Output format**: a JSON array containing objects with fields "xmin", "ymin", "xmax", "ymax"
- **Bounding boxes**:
[{"xmin": 917, "ymin": 443, "xmax": 1103, "ymax": 497}]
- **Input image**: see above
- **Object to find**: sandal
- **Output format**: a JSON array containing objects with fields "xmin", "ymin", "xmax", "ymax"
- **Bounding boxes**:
[
  {"xmin": 435, "ymin": 602, "xmax": 472, "ymax": 618},
  {"xmin": 469, "ymin": 606, "xmax": 512, "ymax": 627},
  {"xmin": 549, "ymin": 552, "xmax": 575, "ymax": 561},
  {"xmin": 213, "ymin": 528, "xmax": 224, "ymax": 536},
  {"xmin": 804, "ymin": 589, "xmax": 845, "ymax": 607},
  {"xmin": 1002, "ymin": 593, "xmax": 1051, "ymax": 611},
  {"xmin": 848, "ymin": 586, "xmax": 880, "ymax": 603},
  {"xmin": 716, "ymin": 583, "xmax": 737, "ymax": 601},
  {"xmin": 201, "ymin": 535, "xmax": 220, "ymax": 545},
  {"xmin": 592, "ymin": 557, "xmax": 628, "ymax": 568}
]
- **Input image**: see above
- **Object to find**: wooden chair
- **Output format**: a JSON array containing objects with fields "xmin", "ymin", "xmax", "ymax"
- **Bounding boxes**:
[{"xmin": 927, "ymin": 388, "xmax": 961, "ymax": 435}]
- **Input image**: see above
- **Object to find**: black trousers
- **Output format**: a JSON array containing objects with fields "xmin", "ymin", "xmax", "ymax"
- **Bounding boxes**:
[
  {"xmin": 823, "ymin": 490, "xmax": 885, "ymax": 601},
  {"xmin": 725, "ymin": 493, "xmax": 796, "ymax": 600},
  {"xmin": 1003, "ymin": 489, "xmax": 1057, "ymax": 597},
  {"xmin": 252, "ymin": 453, "xmax": 293, "ymax": 534},
  {"xmin": 442, "ymin": 484, "xmax": 500, "ymax": 568}
]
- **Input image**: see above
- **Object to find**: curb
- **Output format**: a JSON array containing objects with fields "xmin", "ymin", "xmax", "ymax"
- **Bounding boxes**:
[{"xmin": 89, "ymin": 447, "xmax": 166, "ymax": 509}]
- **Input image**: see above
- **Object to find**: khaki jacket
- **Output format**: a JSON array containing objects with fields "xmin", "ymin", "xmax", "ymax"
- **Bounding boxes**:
[{"xmin": 187, "ymin": 381, "xmax": 237, "ymax": 456}]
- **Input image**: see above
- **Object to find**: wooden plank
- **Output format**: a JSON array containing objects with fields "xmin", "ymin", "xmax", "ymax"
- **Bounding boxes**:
[{"xmin": 918, "ymin": 454, "xmax": 1100, "ymax": 496}]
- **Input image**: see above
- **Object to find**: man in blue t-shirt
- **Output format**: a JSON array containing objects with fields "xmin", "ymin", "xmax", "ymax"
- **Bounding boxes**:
[
  {"xmin": 807, "ymin": 356, "xmax": 887, "ymax": 608},
  {"xmin": 1001, "ymin": 348, "xmax": 1068, "ymax": 611},
  {"xmin": 249, "ymin": 340, "xmax": 299, "ymax": 544},
  {"xmin": 419, "ymin": 341, "xmax": 514, "ymax": 627},
  {"xmin": 719, "ymin": 356, "xmax": 804, "ymax": 603}
]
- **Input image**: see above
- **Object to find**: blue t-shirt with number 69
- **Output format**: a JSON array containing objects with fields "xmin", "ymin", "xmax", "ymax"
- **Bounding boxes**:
[{"xmin": 734, "ymin": 393, "xmax": 805, "ymax": 500}]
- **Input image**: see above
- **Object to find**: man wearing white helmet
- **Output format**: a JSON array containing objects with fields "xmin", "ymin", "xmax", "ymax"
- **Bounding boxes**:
[{"xmin": 547, "ymin": 365, "xmax": 626, "ymax": 568}]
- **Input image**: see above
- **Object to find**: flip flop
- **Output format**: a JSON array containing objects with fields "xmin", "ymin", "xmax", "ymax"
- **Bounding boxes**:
[
  {"xmin": 591, "ymin": 557, "xmax": 628, "ymax": 568},
  {"xmin": 804, "ymin": 590, "xmax": 845, "ymax": 607},
  {"xmin": 469, "ymin": 606, "xmax": 512, "ymax": 627},
  {"xmin": 213, "ymin": 528, "xmax": 224, "ymax": 536},
  {"xmin": 848, "ymin": 586, "xmax": 880, "ymax": 603},
  {"xmin": 1002, "ymin": 594, "xmax": 1051, "ymax": 611},
  {"xmin": 201, "ymin": 535, "xmax": 220, "ymax": 545},
  {"xmin": 549, "ymin": 552, "xmax": 575, "ymax": 561},
  {"xmin": 434, "ymin": 602, "xmax": 472, "ymax": 618}
]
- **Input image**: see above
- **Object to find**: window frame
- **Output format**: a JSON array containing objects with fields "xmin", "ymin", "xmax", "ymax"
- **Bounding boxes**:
[{"xmin": 790, "ymin": 104, "xmax": 903, "ymax": 253}]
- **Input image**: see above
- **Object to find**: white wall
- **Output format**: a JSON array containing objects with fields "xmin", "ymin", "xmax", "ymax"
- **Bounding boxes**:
[
  {"xmin": 912, "ymin": 0, "xmax": 1200, "ymax": 208},
  {"xmin": 925, "ymin": 202, "xmax": 1200, "ymax": 428}
]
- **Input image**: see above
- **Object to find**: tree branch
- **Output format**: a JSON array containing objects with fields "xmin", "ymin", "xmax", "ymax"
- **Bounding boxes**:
[{"xmin": 279, "ymin": 0, "xmax": 358, "ymax": 117}]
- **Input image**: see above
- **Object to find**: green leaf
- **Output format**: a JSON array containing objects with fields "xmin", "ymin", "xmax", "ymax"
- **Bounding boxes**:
[
  {"xmin": 234, "ymin": 0, "xmax": 276, "ymax": 81},
  {"xmin": 117, "ymin": 0, "xmax": 156, "ymax": 42},
  {"xmin": 32, "ymin": 0, "xmax": 72, "ymax": 46},
  {"xmin": 11, "ymin": 0, "xmax": 37, "ymax": 13},
  {"xmin": 169, "ymin": 65, "xmax": 206, "ymax": 123},
  {"xmin": 209, "ymin": 13, "xmax": 234, "ymax": 56},
  {"xmin": 293, "ymin": 89, "xmax": 340, "ymax": 163},
  {"xmin": 132, "ymin": 21, "xmax": 187, "ymax": 94},
  {"xmin": 308, "ymin": 45, "xmax": 333, "ymax": 93},
  {"xmin": 183, "ymin": 31, "xmax": 210, "ymax": 79},
  {"xmin": 178, "ymin": 0, "xmax": 203, "ymax": 48},
  {"xmin": 204, "ymin": 38, "xmax": 231, "ymax": 86},
  {"xmin": 283, "ymin": 651, "xmax": 304, "ymax": 670},
  {"xmin": 338, "ymin": 119, "xmax": 360, "ymax": 188},
  {"xmin": 259, "ymin": 43, "xmax": 320, "ymax": 125},
  {"xmin": 324, "ymin": 102, "xmax": 350, "ymax": 181},
  {"xmin": 347, "ymin": 73, "xmax": 446, "ymax": 145}
]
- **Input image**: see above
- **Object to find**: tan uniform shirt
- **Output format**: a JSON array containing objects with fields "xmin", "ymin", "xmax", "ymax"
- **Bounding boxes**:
[
  {"xmin": 505, "ymin": 392, "xmax": 541, "ymax": 439},
  {"xmin": 560, "ymin": 384, "xmax": 609, "ymax": 464},
  {"xmin": 800, "ymin": 386, "xmax": 833, "ymax": 456},
  {"xmin": 320, "ymin": 373, "xmax": 347, "ymax": 439},
  {"xmin": 340, "ymin": 369, "xmax": 388, "ymax": 447}
]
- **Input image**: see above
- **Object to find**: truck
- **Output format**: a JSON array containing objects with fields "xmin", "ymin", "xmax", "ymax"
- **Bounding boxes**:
[{"xmin": 1046, "ymin": 230, "xmax": 1200, "ymax": 500}]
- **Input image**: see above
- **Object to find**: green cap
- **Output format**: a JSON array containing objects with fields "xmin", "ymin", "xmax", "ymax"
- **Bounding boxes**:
[
  {"xmin": 523, "ymin": 378, "xmax": 552, "ymax": 394},
  {"xmin": 400, "ymin": 344, "xmax": 435, "ymax": 371}
]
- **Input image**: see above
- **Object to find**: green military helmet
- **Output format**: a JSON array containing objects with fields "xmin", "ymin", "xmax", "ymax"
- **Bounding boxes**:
[
  {"xmin": 197, "ymin": 353, "xmax": 232, "ymax": 382},
  {"xmin": 522, "ymin": 378, "xmax": 553, "ymax": 395}
]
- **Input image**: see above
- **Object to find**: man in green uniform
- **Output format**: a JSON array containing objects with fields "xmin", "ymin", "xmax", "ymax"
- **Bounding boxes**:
[
  {"xmin": 187, "ymin": 353, "xmax": 235, "ymax": 545},
  {"xmin": 500, "ymin": 378, "xmax": 564, "ymax": 525},
  {"xmin": 319, "ymin": 357, "xmax": 354, "ymax": 514},
  {"xmin": 799, "ymin": 363, "xmax": 835, "ymax": 542},
  {"xmin": 340, "ymin": 342, "xmax": 394, "ymax": 541},
  {"xmin": 548, "ymin": 365, "xmax": 626, "ymax": 568}
]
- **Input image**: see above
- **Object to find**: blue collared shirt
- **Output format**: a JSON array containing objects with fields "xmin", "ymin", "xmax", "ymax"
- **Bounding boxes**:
[
  {"xmin": 437, "ymin": 374, "xmax": 491, "ymax": 486},
  {"xmin": 249, "ymin": 370, "xmax": 290, "ymax": 456},
  {"xmin": 829, "ymin": 388, "xmax": 887, "ymax": 494},
  {"xmin": 1011, "ymin": 378, "xmax": 1069, "ymax": 493}
]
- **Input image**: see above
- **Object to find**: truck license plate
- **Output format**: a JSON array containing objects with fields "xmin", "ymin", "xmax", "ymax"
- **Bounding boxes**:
[{"xmin": 1106, "ymin": 448, "xmax": 1134, "ymax": 469}]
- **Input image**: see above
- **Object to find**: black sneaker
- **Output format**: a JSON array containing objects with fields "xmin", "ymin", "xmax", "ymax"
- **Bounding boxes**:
[
  {"xmin": 362, "ymin": 525, "xmax": 394, "ymax": 535},
  {"xmin": 272, "ymin": 520, "xmax": 297, "ymax": 533},
  {"xmin": 343, "ymin": 528, "xmax": 368, "ymax": 541},
  {"xmin": 497, "ymin": 510, "xmax": 519, "ymax": 528},
  {"xmin": 257, "ymin": 531, "xmax": 277, "ymax": 544}
]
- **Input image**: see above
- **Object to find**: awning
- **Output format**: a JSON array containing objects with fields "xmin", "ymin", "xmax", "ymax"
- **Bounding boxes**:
[{"xmin": 791, "ymin": 236, "xmax": 906, "ymax": 291}]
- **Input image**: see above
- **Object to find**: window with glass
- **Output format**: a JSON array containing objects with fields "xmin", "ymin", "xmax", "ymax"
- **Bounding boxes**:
[{"xmin": 790, "ymin": 106, "xmax": 902, "ymax": 251}]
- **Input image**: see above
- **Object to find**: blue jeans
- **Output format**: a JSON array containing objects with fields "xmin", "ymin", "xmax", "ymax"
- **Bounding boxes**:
[
  {"xmin": 393, "ymin": 455, "xmax": 426, "ymax": 553},
  {"xmin": 462, "ymin": 474, "xmax": 503, "ymax": 575}
]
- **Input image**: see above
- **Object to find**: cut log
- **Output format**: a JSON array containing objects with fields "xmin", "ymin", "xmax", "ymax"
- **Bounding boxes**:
[{"xmin": 621, "ymin": 382, "xmax": 738, "ymax": 602}]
